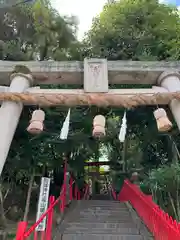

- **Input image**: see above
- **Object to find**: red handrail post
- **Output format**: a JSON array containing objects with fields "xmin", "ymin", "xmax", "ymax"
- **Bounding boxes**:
[
  {"xmin": 46, "ymin": 195, "xmax": 55, "ymax": 240},
  {"xmin": 84, "ymin": 184, "xmax": 89, "ymax": 199},
  {"xmin": 60, "ymin": 159, "xmax": 67, "ymax": 212},
  {"xmin": 75, "ymin": 185, "xmax": 78, "ymax": 200},
  {"xmin": 59, "ymin": 159, "xmax": 66, "ymax": 212},
  {"xmin": 60, "ymin": 185, "xmax": 63, "ymax": 212},
  {"xmin": 41, "ymin": 231, "xmax": 45, "ymax": 240},
  {"xmin": 64, "ymin": 183, "xmax": 66, "ymax": 207},
  {"xmin": 77, "ymin": 189, "xmax": 81, "ymax": 200},
  {"xmin": 69, "ymin": 176, "xmax": 73, "ymax": 201},
  {"xmin": 111, "ymin": 186, "xmax": 117, "ymax": 200},
  {"xmin": 63, "ymin": 183, "xmax": 66, "ymax": 211},
  {"xmin": 87, "ymin": 184, "xmax": 90, "ymax": 199},
  {"xmin": 16, "ymin": 221, "xmax": 28, "ymax": 240},
  {"xmin": 34, "ymin": 231, "xmax": 37, "ymax": 240},
  {"xmin": 60, "ymin": 184, "xmax": 65, "ymax": 213}
]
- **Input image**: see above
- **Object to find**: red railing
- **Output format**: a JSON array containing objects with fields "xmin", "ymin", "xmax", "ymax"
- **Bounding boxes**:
[
  {"xmin": 111, "ymin": 186, "xmax": 117, "ymax": 200},
  {"xmin": 83, "ymin": 183, "xmax": 90, "ymax": 200},
  {"xmin": 118, "ymin": 180, "xmax": 180, "ymax": 240},
  {"xmin": 15, "ymin": 162, "xmax": 84, "ymax": 240}
]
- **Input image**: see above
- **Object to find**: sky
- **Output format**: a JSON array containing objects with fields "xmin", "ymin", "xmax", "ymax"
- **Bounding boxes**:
[
  {"xmin": 161, "ymin": 0, "xmax": 180, "ymax": 4},
  {"xmin": 52, "ymin": 0, "xmax": 107, "ymax": 40}
]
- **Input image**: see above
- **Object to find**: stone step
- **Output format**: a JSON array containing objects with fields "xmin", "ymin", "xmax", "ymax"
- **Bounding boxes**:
[
  {"xmin": 67, "ymin": 217, "xmax": 132, "ymax": 221},
  {"xmin": 54, "ymin": 200, "xmax": 153, "ymax": 240},
  {"xmin": 92, "ymin": 196, "xmax": 111, "ymax": 200},
  {"xmin": 67, "ymin": 212, "xmax": 132, "ymax": 218},
  {"xmin": 72, "ymin": 212, "xmax": 129, "ymax": 216},
  {"xmin": 70, "ymin": 208, "xmax": 130, "ymax": 213},
  {"xmin": 80, "ymin": 201, "xmax": 123, "ymax": 205},
  {"xmin": 77, "ymin": 205, "xmax": 127, "ymax": 208},
  {"xmin": 77, "ymin": 209, "xmax": 130, "ymax": 213},
  {"xmin": 79, "ymin": 206, "xmax": 128, "ymax": 210},
  {"xmin": 74, "ymin": 214, "xmax": 130, "ymax": 218},
  {"xmin": 83, "ymin": 202, "xmax": 124, "ymax": 204},
  {"xmin": 62, "ymin": 227, "xmax": 140, "ymax": 235},
  {"xmin": 78, "ymin": 204, "xmax": 127, "ymax": 207},
  {"xmin": 80, "ymin": 203, "xmax": 127, "ymax": 207},
  {"xmin": 60, "ymin": 222, "xmax": 137, "ymax": 230},
  {"xmin": 75, "ymin": 211, "xmax": 131, "ymax": 216},
  {"xmin": 62, "ymin": 233, "xmax": 144, "ymax": 240},
  {"xmin": 71, "ymin": 216, "xmax": 131, "ymax": 220},
  {"xmin": 66, "ymin": 218, "xmax": 134, "ymax": 223},
  {"xmin": 72, "ymin": 206, "xmax": 127, "ymax": 209},
  {"xmin": 81, "ymin": 200, "xmax": 121, "ymax": 205}
]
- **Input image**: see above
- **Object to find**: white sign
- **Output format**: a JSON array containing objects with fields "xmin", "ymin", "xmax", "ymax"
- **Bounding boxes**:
[{"xmin": 35, "ymin": 177, "xmax": 50, "ymax": 231}]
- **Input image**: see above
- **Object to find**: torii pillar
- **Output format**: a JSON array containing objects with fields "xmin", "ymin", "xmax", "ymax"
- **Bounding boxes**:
[
  {"xmin": 0, "ymin": 72, "xmax": 33, "ymax": 176},
  {"xmin": 158, "ymin": 71, "xmax": 180, "ymax": 130}
]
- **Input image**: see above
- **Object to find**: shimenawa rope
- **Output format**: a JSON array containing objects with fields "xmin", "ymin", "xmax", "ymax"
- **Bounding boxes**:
[{"xmin": 0, "ymin": 91, "xmax": 180, "ymax": 108}]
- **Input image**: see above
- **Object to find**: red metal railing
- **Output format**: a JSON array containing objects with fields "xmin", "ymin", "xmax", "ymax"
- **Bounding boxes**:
[
  {"xmin": 15, "ymin": 162, "xmax": 84, "ymax": 240},
  {"xmin": 18, "ymin": 171, "xmax": 180, "ymax": 240},
  {"xmin": 83, "ymin": 183, "xmax": 90, "ymax": 200},
  {"xmin": 111, "ymin": 186, "xmax": 117, "ymax": 200},
  {"xmin": 118, "ymin": 180, "xmax": 180, "ymax": 240}
]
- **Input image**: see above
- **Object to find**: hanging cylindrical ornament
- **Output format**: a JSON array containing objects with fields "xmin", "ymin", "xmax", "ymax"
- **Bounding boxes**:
[
  {"xmin": 92, "ymin": 115, "xmax": 106, "ymax": 138},
  {"xmin": 27, "ymin": 109, "xmax": 45, "ymax": 134},
  {"xmin": 119, "ymin": 111, "xmax": 127, "ymax": 143},
  {"xmin": 153, "ymin": 108, "xmax": 172, "ymax": 132}
]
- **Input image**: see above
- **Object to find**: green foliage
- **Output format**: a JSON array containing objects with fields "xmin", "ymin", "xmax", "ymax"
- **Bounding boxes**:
[
  {"xmin": 0, "ymin": 0, "xmax": 78, "ymax": 61},
  {"xmin": 143, "ymin": 163, "xmax": 180, "ymax": 220},
  {"xmin": 85, "ymin": 0, "xmax": 180, "ymax": 60}
]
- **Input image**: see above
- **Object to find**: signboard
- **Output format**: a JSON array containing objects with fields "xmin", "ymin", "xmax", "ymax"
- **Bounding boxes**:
[{"xmin": 35, "ymin": 177, "xmax": 50, "ymax": 231}]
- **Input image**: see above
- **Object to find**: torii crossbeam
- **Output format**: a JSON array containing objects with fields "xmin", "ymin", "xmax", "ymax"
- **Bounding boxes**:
[{"xmin": 0, "ymin": 58, "xmax": 180, "ymax": 176}]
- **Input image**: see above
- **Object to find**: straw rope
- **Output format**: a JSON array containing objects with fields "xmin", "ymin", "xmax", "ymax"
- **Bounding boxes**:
[{"xmin": 0, "ymin": 91, "xmax": 180, "ymax": 107}]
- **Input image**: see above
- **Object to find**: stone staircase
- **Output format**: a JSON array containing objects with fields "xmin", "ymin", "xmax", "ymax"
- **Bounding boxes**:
[{"xmin": 54, "ymin": 195, "xmax": 153, "ymax": 240}]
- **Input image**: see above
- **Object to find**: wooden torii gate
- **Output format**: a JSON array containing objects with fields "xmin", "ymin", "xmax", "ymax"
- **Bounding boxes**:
[{"xmin": 0, "ymin": 58, "xmax": 180, "ymax": 175}]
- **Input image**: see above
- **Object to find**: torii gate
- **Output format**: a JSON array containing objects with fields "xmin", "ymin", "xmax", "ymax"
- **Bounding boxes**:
[{"xmin": 0, "ymin": 58, "xmax": 179, "ymax": 176}]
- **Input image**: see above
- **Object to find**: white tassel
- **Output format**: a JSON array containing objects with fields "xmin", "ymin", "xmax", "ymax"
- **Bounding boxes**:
[
  {"xmin": 119, "ymin": 111, "xmax": 127, "ymax": 143},
  {"xmin": 60, "ymin": 109, "xmax": 71, "ymax": 140}
]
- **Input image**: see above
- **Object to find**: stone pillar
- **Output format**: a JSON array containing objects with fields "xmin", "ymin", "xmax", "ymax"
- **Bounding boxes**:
[
  {"xmin": 0, "ymin": 73, "xmax": 33, "ymax": 176},
  {"xmin": 158, "ymin": 71, "xmax": 180, "ymax": 130}
]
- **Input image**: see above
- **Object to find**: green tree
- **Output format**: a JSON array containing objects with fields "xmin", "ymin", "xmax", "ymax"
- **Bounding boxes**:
[
  {"xmin": 0, "ymin": 1, "xmax": 82, "ymax": 236},
  {"xmin": 0, "ymin": 0, "xmax": 78, "ymax": 61},
  {"xmin": 84, "ymin": 0, "xmax": 180, "ymax": 60},
  {"xmin": 143, "ymin": 163, "xmax": 180, "ymax": 221}
]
